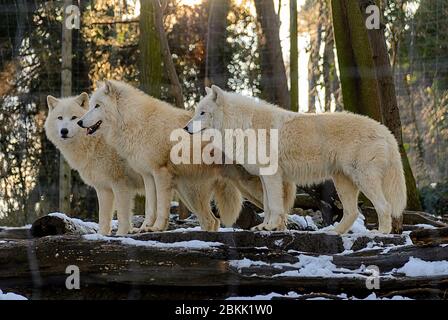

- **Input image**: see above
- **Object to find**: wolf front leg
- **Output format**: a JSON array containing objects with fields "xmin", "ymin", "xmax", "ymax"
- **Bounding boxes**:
[
  {"xmin": 113, "ymin": 186, "xmax": 135, "ymax": 235},
  {"xmin": 96, "ymin": 188, "xmax": 114, "ymax": 235},
  {"xmin": 138, "ymin": 174, "xmax": 157, "ymax": 233},
  {"xmin": 253, "ymin": 174, "xmax": 286, "ymax": 231},
  {"xmin": 148, "ymin": 167, "xmax": 173, "ymax": 232}
]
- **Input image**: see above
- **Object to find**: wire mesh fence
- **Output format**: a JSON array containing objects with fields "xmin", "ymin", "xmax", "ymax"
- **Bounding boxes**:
[{"xmin": 0, "ymin": 0, "xmax": 447, "ymax": 226}]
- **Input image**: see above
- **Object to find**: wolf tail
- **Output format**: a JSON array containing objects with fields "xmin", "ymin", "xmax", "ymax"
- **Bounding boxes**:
[
  {"xmin": 382, "ymin": 146, "xmax": 407, "ymax": 233},
  {"xmin": 214, "ymin": 179, "xmax": 243, "ymax": 227}
]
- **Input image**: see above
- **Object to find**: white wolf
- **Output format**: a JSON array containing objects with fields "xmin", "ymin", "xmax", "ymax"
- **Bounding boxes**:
[
  {"xmin": 185, "ymin": 86, "xmax": 407, "ymax": 234},
  {"xmin": 77, "ymin": 81, "xmax": 296, "ymax": 232},
  {"xmin": 45, "ymin": 93, "xmax": 144, "ymax": 235},
  {"xmin": 45, "ymin": 93, "xmax": 283, "ymax": 235}
]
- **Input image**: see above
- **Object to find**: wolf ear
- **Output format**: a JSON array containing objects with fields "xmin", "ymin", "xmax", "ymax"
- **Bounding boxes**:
[
  {"xmin": 205, "ymin": 87, "xmax": 212, "ymax": 95},
  {"xmin": 103, "ymin": 80, "xmax": 116, "ymax": 96},
  {"xmin": 211, "ymin": 85, "xmax": 225, "ymax": 106},
  {"xmin": 47, "ymin": 95, "xmax": 59, "ymax": 111},
  {"xmin": 75, "ymin": 92, "xmax": 89, "ymax": 109}
]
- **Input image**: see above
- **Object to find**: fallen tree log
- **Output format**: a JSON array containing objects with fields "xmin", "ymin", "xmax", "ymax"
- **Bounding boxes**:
[
  {"xmin": 3, "ymin": 214, "xmax": 446, "ymax": 300},
  {"xmin": 410, "ymin": 227, "xmax": 448, "ymax": 246},
  {"xmin": 362, "ymin": 207, "xmax": 448, "ymax": 228},
  {"xmin": 0, "ymin": 235, "xmax": 446, "ymax": 300},
  {"xmin": 29, "ymin": 214, "xmax": 200, "ymax": 237},
  {"xmin": 0, "ymin": 227, "xmax": 30, "ymax": 240},
  {"xmin": 28, "ymin": 214, "xmax": 409, "ymax": 254}
]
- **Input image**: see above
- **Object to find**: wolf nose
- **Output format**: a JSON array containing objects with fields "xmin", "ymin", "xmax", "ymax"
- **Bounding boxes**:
[
  {"xmin": 183, "ymin": 126, "xmax": 192, "ymax": 134},
  {"xmin": 60, "ymin": 128, "xmax": 69, "ymax": 136},
  {"xmin": 77, "ymin": 120, "xmax": 83, "ymax": 128}
]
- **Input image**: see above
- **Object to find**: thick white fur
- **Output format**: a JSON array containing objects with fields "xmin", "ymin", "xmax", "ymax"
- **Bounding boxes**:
[
  {"xmin": 45, "ymin": 93, "xmax": 262, "ymax": 234},
  {"xmin": 188, "ymin": 86, "xmax": 407, "ymax": 234},
  {"xmin": 79, "ymin": 81, "xmax": 294, "ymax": 232},
  {"xmin": 45, "ymin": 94, "xmax": 144, "ymax": 235}
]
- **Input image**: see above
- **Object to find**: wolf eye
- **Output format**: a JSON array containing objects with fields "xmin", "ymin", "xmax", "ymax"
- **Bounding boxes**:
[
  {"xmin": 71, "ymin": 116, "xmax": 78, "ymax": 120},
  {"xmin": 95, "ymin": 104, "xmax": 100, "ymax": 109},
  {"xmin": 200, "ymin": 111, "xmax": 205, "ymax": 116},
  {"xmin": 57, "ymin": 116, "xmax": 63, "ymax": 120}
]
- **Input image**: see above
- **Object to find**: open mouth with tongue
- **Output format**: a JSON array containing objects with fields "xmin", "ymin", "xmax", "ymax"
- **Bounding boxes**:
[{"xmin": 86, "ymin": 120, "xmax": 102, "ymax": 135}]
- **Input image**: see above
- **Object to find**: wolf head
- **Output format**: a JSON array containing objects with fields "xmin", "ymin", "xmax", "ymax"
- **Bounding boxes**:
[
  {"xmin": 45, "ymin": 93, "xmax": 89, "ymax": 144},
  {"xmin": 184, "ymin": 85, "xmax": 226, "ymax": 134},
  {"xmin": 77, "ymin": 80, "xmax": 123, "ymax": 136}
]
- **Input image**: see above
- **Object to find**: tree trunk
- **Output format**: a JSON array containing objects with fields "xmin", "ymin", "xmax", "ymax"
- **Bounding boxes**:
[
  {"xmin": 403, "ymin": 75, "xmax": 427, "ymax": 180},
  {"xmin": 254, "ymin": 0, "xmax": 290, "ymax": 109},
  {"xmin": 205, "ymin": 0, "xmax": 230, "ymax": 90},
  {"xmin": 330, "ymin": 0, "xmax": 422, "ymax": 210},
  {"xmin": 290, "ymin": 0, "xmax": 299, "ymax": 112},
  {"xmin": 323, "ymin": 8, "xmax": 339, "ymax": 112},
  {"xmin": 139, "ymin": 0, "xmax": 162, "ymax": 98},
  {"xmin": 359, "ymin": 0, "xmax": 422, "ymax": 210},
  {"xmin": 331, "ymin": 0, "xmax": 382, "ymax": 119},
  {"xmin": 308, "ymin": 2, "xmax": 323, "ymax": 113},
  {"xmin": 152, "ymin": 0, "xmax": 184, "ymax": 108},
  {"xmin": 140, "ymin": 1, "xmax": 188, "ymax": 218},
  {"xmin": 59, "ymin": 0, "xmax": 73, "ymax": 214}
]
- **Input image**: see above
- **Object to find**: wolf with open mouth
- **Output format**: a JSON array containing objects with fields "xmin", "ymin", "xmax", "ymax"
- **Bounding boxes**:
[{"xmin": 77, "ymin": 80, "xmax": 296, "ymax": 232}]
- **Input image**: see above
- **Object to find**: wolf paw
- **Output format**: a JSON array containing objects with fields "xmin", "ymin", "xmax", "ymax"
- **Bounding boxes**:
[
  {"xmin": 130, "ymin": 227, "xmax": 141, "ymax": 234},
  {"xmin": 329, "ymin": 226, "xmax": 346, "ymax": 235},
  {"xmin": 116, "ymin": 228, "xmax": 132, "ymax": 236},
  {"xmin": 137, "ymin": 225, "xmax": 153, "ymax": 233},
  {"xmin": 147, "ymin": 224, "xmax": 167, "ymax": 232},
  {"xmin": 251, "ymin": 223, "xmax": 268, "ymax": 231},
  {"xmin": 99, "ymin": 228, "xmax": 112, "ymax": 236},
  {"xmin": 251, "ymin": 223, "xmax": 285, "ymax": 232},
  {"xmin": 135, "ymin": 220, "xmax": 156, "ymax": 233}
]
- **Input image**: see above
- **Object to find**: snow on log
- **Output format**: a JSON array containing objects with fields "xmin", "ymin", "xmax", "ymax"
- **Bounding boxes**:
[
  {"xmin": 0, "ymin": 233, "xmax": 447, "ymax": 300},
  {"xmin": 1, "ymin": 213, "xmax": 447, "ymax": 300}
]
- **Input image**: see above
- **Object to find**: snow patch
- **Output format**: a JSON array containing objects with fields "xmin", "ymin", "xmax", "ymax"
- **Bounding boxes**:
[
  {"xmin": 168, "ymin": 226, "xmax": 244, "ymax": 233},
  {"xmin": 381, "ymin": 232, "xmax": 413, "ymax": 254},
  {"xmin": 168, "ymin": 226, "xmax": 202, "ymax": 232},
  {"xmin": 349, "ymin": 214, "xmax": 369, "ymax": 233},
  {"xmin": 227, "ymin": 291, "xmax": 302, "ymax": 300},
  {"xmin": 288, "ymin": 215, "xmax": 318, "ymax": 231},
  {"xmin": 227, "ymin": 291, "xmax": 412, "ymax": 300},
  {"xmin": 358, "ymin": 293, "xmax": 412, "ymax": 300},
  {"xmin": 49, "ymin": 212, "xmax": 99, "ymax": 233},
  {"xmin": 229, "ymin": 254, "xmax": 367, "ymax": 278},
  {"xmin": 272, "ymin": 254, "xmax": 365, "ymax": 278},
  {"xmin": 320, "ymin": 213, "xmax": 368, "ymax": 235},
  {"xmin": 274, "ymin": 239, "xmax": 284, "ymax": 246},
  {"xmin": 0, "ymin": 289, "xmax": 27, "ymax": 300},
  {"xmin": 229, "ymin": 258, "xmax": 269, "ymax": 269},
  {"xmin": 414, "ymin": 224, "xmax": 437, "ymax": 229},
  {"xmin": 0, "ymin": 224, "xmax": 31, "ymax": 230},
  {"xmin": 393, "ymin": 257, "xmax": 448, "ymax": 277},
  {"xmin": 83, "ymin": 233, "xmax": 223, "ymax": 249}
]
